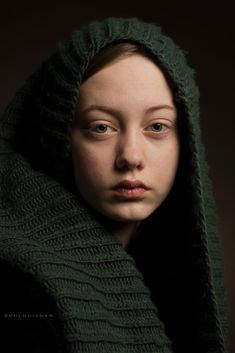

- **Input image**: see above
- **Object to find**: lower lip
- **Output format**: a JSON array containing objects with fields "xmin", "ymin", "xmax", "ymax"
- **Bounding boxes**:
[{"xmin": 113, "ymin": 187, "xmax": 148, "ymax": 200}]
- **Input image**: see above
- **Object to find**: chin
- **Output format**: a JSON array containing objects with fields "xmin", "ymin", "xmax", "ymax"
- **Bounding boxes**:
[{"xmin": 102, "ymin": 203, "xmax": 156, "ymax": 223}]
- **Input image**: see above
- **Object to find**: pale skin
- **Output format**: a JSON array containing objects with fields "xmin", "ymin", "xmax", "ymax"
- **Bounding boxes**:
[{"xmin": 71, "ymin": 54, "xmax": 180, "ymax": 249}]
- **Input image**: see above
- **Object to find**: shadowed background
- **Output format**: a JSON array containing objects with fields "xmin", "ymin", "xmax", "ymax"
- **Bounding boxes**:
[{"xmin": 0, "ymin": 0, "xmax": 234, "ymax": 351}]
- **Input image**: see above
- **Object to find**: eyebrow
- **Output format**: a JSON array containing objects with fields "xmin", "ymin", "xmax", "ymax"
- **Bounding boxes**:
[{"xmin": 79, "ymin": 104, "xmax": 176, "ymax": 116}]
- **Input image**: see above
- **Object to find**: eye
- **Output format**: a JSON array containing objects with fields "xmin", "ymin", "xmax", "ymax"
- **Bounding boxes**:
[
  {"xmin": 91, "ymin": 123, "xmax": 116, "ymax": 134},
  {"xmin": 149, "ymin": 123, "xmax": 167, "ymax": 133},
  {"xmin": 94, "ymin": 124, "xmax": 109, "ymax": 133}
]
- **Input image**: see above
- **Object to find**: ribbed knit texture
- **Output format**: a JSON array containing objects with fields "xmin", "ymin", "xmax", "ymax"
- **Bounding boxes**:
[{"xmin": 0, "ymin": 17, "xmax": 229, "ymax": 353}]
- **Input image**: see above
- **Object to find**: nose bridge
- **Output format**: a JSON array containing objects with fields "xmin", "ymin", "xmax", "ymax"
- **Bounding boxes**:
[
  {"xmin": 115, "ymin": 126, "xmax": 145, "ymax": 170},
  {"xmin": 120, "ymin": 126, "xmax": 141, "ymax": 154}
]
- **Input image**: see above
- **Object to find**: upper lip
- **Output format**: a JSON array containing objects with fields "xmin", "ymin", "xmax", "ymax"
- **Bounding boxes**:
[{"xmin": 113, "ymin": 180, "xmax": 149, "ymax": 190}]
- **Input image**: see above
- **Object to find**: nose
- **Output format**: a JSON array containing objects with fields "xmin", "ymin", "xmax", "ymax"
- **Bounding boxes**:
[{"xmin": 115, "ymin": 131, "xmax": 145, "ymax": 171}]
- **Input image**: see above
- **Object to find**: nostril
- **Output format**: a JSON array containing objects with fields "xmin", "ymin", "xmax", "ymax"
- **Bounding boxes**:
[{"xmin": 115, "ymin": 155, "xmax": 143, "ymax": 171}]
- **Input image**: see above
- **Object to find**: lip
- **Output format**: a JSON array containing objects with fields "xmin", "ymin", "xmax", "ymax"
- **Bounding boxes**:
[
  {"xmin": 113, "ymin": 180, "xmax": 149, "ymax": 190},
  {"xmin": 112, "ymin": 180, "xmax": 150, "ymax": 200}
]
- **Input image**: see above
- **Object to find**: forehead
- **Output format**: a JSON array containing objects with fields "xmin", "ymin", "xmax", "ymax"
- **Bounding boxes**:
[{"xmin": 78, "ymin": 54, "xmax": 175, "ymax": 109}]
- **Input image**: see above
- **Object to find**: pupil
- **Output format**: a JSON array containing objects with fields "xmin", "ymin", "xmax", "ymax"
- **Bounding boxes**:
[
  {"xmin": 153, "ymin": 123, "xmax": 162, "ymax": 131},
  {"xmin": 98, "ymin": 124, "xmax": 107, "ymax": 132}
]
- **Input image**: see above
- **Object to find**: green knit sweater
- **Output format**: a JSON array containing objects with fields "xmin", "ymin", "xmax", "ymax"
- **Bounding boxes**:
[{"xmin": 0, "ymin": 17, "xmax": 229, "ymax": 353}]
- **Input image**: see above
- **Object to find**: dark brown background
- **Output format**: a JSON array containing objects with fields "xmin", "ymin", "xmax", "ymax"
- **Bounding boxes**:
[{"xmin": 0, "ymin": 0, "xmax": 234, "ymax": 350}]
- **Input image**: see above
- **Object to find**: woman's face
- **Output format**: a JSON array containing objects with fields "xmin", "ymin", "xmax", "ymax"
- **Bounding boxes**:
[{"xmin": 71, "ymin": 54, "xmax": 180, "ymax": 222}]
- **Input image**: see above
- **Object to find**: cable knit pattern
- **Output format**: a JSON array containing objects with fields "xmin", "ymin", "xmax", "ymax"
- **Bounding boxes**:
[{"xmin": 0, "ymin": 17, "xmax": 228, "ymax": 353}]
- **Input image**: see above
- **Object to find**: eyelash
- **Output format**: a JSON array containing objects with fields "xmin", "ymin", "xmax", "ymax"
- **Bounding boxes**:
[
  {"xmin": 92, "ymin": 124, "xmax": 114, "ymax": 134},
  {"xmin": 90, "ymin": 122, "xmax": 169, "ymax": 135}
]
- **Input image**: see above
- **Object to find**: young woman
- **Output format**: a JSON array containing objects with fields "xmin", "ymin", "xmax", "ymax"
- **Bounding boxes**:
[{"xmin": 0, "ymin": 17, "xmax": 229, "ymax": 353}]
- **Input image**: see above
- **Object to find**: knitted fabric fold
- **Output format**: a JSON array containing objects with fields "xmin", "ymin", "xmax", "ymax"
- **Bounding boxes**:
[
  {"xmin": 0, "ymin": 153, "xmax": 174, "ymax": 353},
  {"xmin": 0, "ymin": 17, "xmax": 229, "ymax": 353}
]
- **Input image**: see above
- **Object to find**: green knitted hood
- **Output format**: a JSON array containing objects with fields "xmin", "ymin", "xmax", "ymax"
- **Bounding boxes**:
[{"xmin": 0, "ymin": 17, "xmax": 229, "ymax": 353}]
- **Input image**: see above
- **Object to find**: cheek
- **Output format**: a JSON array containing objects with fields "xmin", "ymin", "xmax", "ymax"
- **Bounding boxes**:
[
  {"xmin": 151, "ymin": 139, "xmax": 180, "ymax": 184},
  {"xmin": 163, "ymin": 143, "xmax": 180, "ymax": 183},
  {"xmin": 72, "ymin": 141, "xmax": 113, "ymax": 182}
]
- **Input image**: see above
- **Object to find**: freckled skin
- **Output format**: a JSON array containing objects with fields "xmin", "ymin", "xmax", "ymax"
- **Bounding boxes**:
[{"xmin": 71, "ymin": 54, "xmax": 180, "ymax": 225}]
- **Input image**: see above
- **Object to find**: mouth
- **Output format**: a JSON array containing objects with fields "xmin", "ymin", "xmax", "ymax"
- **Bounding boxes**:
[{"xmin": 112, "ymin": 180, "xmax": 150, "ymax": 200}]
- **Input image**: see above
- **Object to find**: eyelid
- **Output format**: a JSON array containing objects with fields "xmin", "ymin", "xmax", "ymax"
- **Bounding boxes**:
[
  {"xmin": 147, "ymin": 116, "xmax": 175, "ymax": 124},
  {"xmin": 89, "ymin": 121, "xmax": 118, "ymax": 134},
  {"xmin": 81, "ymin": 117, "xmax": 176, "ymax": 134},
  {"xmin": 145, "ymin": 120, "xmax": 178, "ymax": 138},
  {"xmin": 146, "ymin": 122, "xmax": 168, "ymax": 133},
  {"xmin": 145, "ymin": 119, "xmax": 170, "ymax": 128},
  {"xmin": 89, "ymin": 119, "xmax": 116, "ymax": 126}
]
